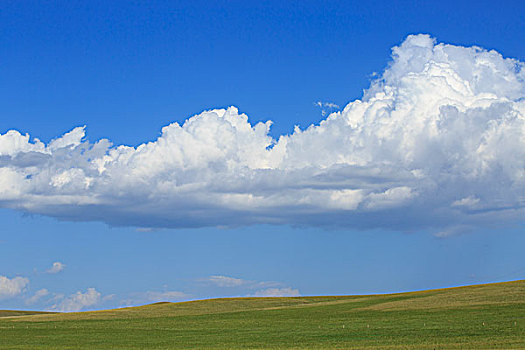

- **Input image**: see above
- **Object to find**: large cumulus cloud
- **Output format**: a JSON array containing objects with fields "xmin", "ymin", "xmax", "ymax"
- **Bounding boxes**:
[{"xmin": 1, "ymin": 34, "xmax": 523, "ymax": 233}]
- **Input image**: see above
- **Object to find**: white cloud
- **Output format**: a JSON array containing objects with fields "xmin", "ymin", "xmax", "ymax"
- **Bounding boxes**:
[
  {"xmin": 52, "ymin": 287, "xmax": 101, "ymax": 312},
  {"xmin": 0, "ymin": 34, "xmax": 524, "ymax": 234},
  {"xmin": 46, "ymin": 262, "xmax": 66, "ymax": 274},
  {"xmin": 251, "ymin": 287, "xmax": 300, "ymax": 297},
  {"xmin": 206, "ymin": 275, "xmax": 247, "ymax": 287},
  {"xmin": 0, "ymin": 276, "xmax": 29, "ymax": 299},
  {"xmin": 25, "ymin": 288, "xmax": 49, "ymax": 305}
]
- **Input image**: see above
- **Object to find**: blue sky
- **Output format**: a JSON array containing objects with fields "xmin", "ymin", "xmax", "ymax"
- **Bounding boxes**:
[{"xmin": 1, "ymin": 1, "xmax": 524, "ymax": 311}]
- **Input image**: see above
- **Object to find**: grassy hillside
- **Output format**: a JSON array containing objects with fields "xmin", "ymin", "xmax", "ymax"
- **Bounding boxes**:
[{"xmin": 0, "ymin": 280, "xmax": 524, "ymax": 349}]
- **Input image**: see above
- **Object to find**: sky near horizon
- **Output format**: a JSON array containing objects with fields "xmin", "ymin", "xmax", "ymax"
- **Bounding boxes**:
[{"xmin": 1, "ymin": 0, "xmax": 524, "ymax": 312}]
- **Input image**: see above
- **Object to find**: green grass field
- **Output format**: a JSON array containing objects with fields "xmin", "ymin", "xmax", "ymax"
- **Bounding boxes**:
[{"xmin": 1, "ymin": 280, "xmax": 524, "ymax": 349}]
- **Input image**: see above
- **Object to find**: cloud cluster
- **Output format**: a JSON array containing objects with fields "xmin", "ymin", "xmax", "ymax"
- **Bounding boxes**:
[
  {"xmin": 0, "ymin": 275, "xmax": 29, "ymax": 299},
  {"xmin": 52, "ymin": 287, "xmax": 101, "ymax": 312},
  {"xmin": 0, "ymin": 34, "xmax": 523, "ymax": 233}
]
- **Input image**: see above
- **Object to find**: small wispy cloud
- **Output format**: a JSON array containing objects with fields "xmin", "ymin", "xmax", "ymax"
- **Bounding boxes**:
[
  {"xmin": 202, "ymin": 275, "xmax": 283, "ymax": 289},
  {"xmin": 143, "ymin": 290, "xmax": 188, "ymax": 301},
  {"xmin": 452, "ymin": 196, "xmax": 480, "ymax": 208},
  {"xmin": 46, "ymin": 262, "xmax": 66, "ymax": 274},
  {"xmin": 120, "ymin": 290, "xmax": 189, "ymax": 307},
  {"xmin": 103, "ymin": 294, "xmax": 116, "ymax": 302},
  {"xmin": 315, "ymin": 101, "xmax": 340, "ymax": 109},
  {"xmin": 202, "ymin": 275, "xmax": 299, "ymax": 298},
  {"xmin": 206, "ymin": 275, "xmax": 247, "ymax": 287},
  {"xmin": 315, "ymin": 101, "xmax": 340, "ymax": 116},
  {"xmin": 251, "ymin": 287, "xmax": 300, "ymax": 297},
  {"xmin": 25, "ymin": 288, "xmax": 49, "ymax": 305},
  {"xmin": 435, "ymin": 225, "xmax": 473, "ymax": 238}
]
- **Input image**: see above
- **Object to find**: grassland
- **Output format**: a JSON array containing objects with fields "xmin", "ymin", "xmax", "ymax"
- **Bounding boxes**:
[{"xmin": 0, "ymin": 280, "xmax": 523, "ymax": 349}]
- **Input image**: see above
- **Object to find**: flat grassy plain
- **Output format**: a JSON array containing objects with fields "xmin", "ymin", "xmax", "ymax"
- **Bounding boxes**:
[{"xmin": 1, "ymin": 280, "xmax": 524, "ymax": 349}]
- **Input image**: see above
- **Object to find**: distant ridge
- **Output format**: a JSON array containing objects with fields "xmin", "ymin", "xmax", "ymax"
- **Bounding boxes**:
[{"xmin": 0, "ymin": 310, "xmax": 55, "ymax": 318}]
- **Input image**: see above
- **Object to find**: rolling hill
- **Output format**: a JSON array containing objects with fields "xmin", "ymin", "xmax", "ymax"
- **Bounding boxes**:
[{"xmin": 1, "ymin": 280, "xmax": 524, "ymax": 349}]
